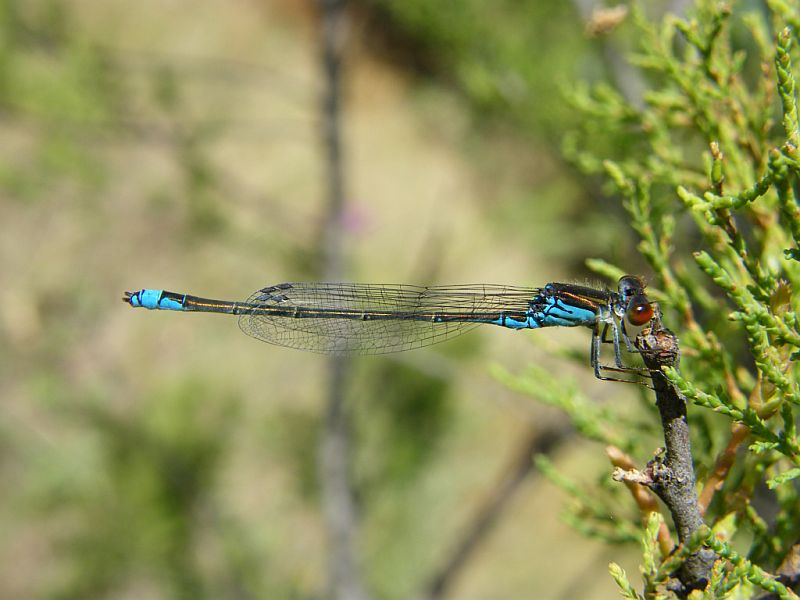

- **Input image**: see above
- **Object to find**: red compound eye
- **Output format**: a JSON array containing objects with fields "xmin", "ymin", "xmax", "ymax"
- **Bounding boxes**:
[{"xmin": 626, "ymin": 295, "xmax": 654, "ymax": 326}]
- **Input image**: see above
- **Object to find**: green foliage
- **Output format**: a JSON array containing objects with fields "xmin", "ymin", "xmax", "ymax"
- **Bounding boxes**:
[
  {"xmin": 360, "ymin": 0, "xmax": 591, "ymax": 139},
  {"xmin": 355, "ymin": 361, "xmax": 452, "ymax": 490},
  {"xmin": 0, "ymin": 0, "xmax": 229, "ymax": 237},
  {"xmin": 37, "ymin": 380, "xmax": 278, "ymax": 600},
  {"xmin": 493, "ymin": 363, "xmax": 652, "ymax": 451},
  {"xmin": 642, "ymin": 512, "xmax": 664, "ymax": 584},
  {"xmin": 610, "ymin": 560, "xmax": 643, "ymax": 599},
  {"xmin": 535, "ymin": 454, "xmax": 642, "ymax": 545},
  {"xmin": 0, "ymin": 0, "xmax": 111, "ymax": 197},
  {"xmin": 701, "ymin": 526, "xmax": 797, "ymax": 599},
  {"xmin": 503, "ymin": 0, "xmax": 800, "ymax": 596}
]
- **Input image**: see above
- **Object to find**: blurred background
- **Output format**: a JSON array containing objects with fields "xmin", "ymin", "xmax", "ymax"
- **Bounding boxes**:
[{"xmin": 0, "ymin": 1, "xmax": 661, "ymax": 598}]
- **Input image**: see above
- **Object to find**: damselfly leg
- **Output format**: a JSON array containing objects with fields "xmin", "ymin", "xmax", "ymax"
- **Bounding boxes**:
[{"xmin": 591, "ymin": 319, "xmax": 653, "ymax": 385}]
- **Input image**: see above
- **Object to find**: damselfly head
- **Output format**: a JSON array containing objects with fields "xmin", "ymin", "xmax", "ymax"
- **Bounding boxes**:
[{"xmin": 617, "ymin": 276, "xmax": 654, "ymax": 327}]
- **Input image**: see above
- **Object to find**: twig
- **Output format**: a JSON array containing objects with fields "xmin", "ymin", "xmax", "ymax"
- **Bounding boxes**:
[
  {"xmin": 614, "ymin": 314, "xmax": 716, "ymax": 594},
  {"xmin": 607, "ymin": 445, "xmax": 673, "ymax": 556},
  {"xmin": 637, "ymin": 320, "xmax": 716, "ymax": 591},
  {"xmin": 320, "ymin": 361, "xmax": 370, "ymax": 600}
]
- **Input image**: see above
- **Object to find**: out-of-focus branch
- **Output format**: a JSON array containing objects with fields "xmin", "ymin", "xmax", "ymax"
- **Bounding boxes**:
[
  {"xmin": 419, "ymin": 424, "xmax": 573, "ymax": 600},
  {"xmin": 697, "ymin": 422, "xmax": 750, "ymax": 515},
  {"xmin": 316, "ymin": 2, "xmax": 370, "ymax": 600}
]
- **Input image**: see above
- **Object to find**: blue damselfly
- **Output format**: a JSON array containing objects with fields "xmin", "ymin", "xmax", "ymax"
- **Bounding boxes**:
[{"xmin": 124, "ymin": 276, "xmax": 655, "ymax": 382}]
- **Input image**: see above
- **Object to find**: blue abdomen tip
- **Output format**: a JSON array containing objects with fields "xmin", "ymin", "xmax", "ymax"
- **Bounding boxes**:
[
  {"xmin": 135, "ymin": 289, "xmax": 165, "ymax": 309},
  {"xmin": 128, "ymin": 289, "xmax": 183, "ymax": 311}
]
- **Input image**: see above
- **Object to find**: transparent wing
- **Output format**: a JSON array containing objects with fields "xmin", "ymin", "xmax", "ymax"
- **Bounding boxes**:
[{"xmin": 237, "ymin": 283, "xmax": 539, "ymax": 355}]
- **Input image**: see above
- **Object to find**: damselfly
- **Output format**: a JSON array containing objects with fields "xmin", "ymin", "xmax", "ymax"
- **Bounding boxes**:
[{"xmin": 124, "ymin": 276, "xmax": 656, "ymax": 382}]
